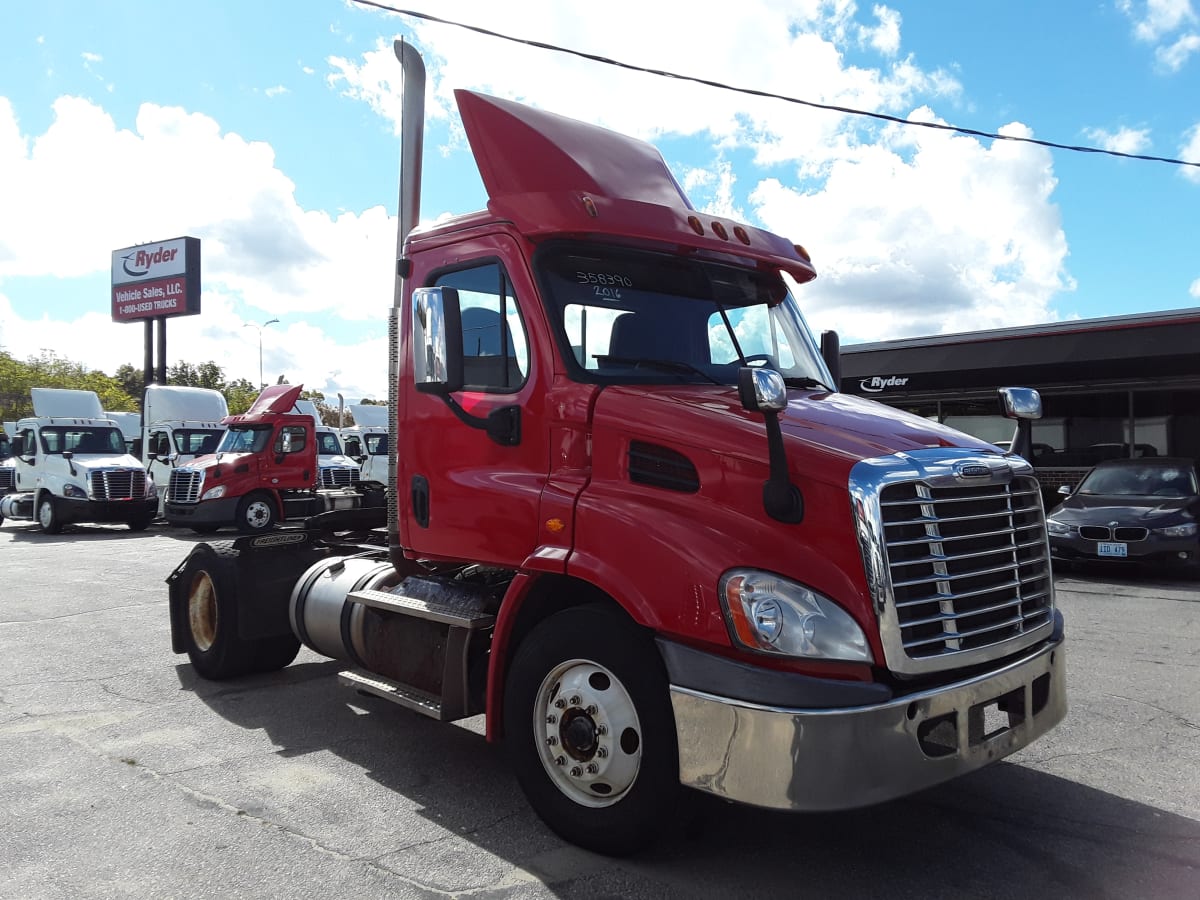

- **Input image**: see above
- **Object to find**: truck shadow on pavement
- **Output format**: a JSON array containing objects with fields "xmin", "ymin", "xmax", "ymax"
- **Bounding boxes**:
[{"xmin": 177, "ymin": 658, "xmax": 1200, "ymax": 899}]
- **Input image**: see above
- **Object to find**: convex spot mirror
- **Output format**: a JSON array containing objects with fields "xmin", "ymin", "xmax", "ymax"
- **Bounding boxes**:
[
  {"xmin": 412, "ymin": 286, "xmax": 464, "ymax": 394},
  {"xmin": 738, "ymin": 367, "xmax": 788, "ymax": 413}
]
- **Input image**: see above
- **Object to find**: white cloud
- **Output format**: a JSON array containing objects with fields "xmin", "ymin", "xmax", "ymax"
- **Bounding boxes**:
[
  {"xmin": 860, "ymin": 5, "xmax": 902, "ymax": 56},
  {"xmin": 264, "ymin": 85, "xmax": 289, "ymax": 98},
  {"xmin": 1190, "ymin": 277, "xmax": 1200, "ymax": 297},
  {"xmin": 0, "ymin": 95, "xmax": 398, "ymax": 397},
  {"xmin": 1083, "ymin": 125, "xmax": 1152, "ymax": 155},
  {"xmin": 1118, "ymin": 0, "xmax": 1199, "ymax": 69},
  {"xmin": 82, "ymin": 51, "xmax": 102, "ymax": 64},
  {"xmin": 1182, "ymin": 122, "xmax": 1200, "ymax": 181}
]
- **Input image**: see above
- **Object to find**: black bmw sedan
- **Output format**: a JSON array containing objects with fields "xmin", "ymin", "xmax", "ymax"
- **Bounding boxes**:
[{"xmin": 1046, "ymin": 457, "xmax": 1200, "ymax": 575}]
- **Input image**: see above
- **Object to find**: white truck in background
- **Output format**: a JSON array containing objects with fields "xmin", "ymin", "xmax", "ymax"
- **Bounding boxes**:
[
  {"xmin": 141, "ymin": 385, "xmax": 228, "ymax": 515},
  {"xmin": 0, "ymin": 424, "xmax": 15, "ymax": 512},
  {"xmin": 292, "ymin": 399, "xmax": 360, "ymax": 488},
  {"xmin": 0, "ymin": 388, "xmax": 157, "ymax": 533},
  {"xmin": 340, "ymin": 403, "xmax": 389, "ymax": 484}
]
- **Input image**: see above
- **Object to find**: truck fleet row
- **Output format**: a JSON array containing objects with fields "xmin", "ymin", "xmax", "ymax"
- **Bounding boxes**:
[{"xmin": 0, "ymin": 385, "xmax": 383, "ymax": 532}]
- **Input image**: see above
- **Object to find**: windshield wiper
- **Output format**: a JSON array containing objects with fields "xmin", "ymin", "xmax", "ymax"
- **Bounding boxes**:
[
  {"xmin": 782, "ymin": 375, "xmax": 831, "ymax": 391},
  {"xmin": 595, "ymin": 355, "xmax": 724, "ymax": 385}
]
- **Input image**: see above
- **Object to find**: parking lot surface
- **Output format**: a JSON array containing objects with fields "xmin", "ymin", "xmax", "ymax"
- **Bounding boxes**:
[{"xmin": 2, "ymin": 522, "xmax": 1198, "ymax": 899}]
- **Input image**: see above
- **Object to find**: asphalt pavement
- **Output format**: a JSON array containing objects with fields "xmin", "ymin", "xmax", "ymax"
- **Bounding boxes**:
[{"xmin": 1, "ymin": 521, "xmax": 1197, "ymax": 899}]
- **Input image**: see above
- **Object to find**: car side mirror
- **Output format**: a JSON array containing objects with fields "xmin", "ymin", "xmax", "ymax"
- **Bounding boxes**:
[{"xmin": 1058, "ymin": 484, "xmax": 1071, "ymax": 496}]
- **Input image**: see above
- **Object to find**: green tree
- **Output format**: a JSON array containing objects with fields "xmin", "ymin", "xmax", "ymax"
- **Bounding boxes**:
[{"xmin": 0, "ymin": 351, "xmax": 137, "ymax": 420}]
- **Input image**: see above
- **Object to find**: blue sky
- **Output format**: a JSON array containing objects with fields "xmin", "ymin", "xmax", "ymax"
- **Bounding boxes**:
[{"xmin": 1, "ymin": 0, "xmax": 1198, "ymax": 400}]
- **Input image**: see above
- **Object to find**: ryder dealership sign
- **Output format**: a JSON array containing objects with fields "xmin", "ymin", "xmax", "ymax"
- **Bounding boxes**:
[{"xmin": 110, "ymin": 236, "xmax": 201, "ymax": 322}]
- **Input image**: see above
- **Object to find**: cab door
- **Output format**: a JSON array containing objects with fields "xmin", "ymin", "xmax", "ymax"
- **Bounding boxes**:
[
  {"xmin": 263, "ymin": 422, "xmax": 314, "ymax": 490},
  {"xmin": 399, "ymin": 234, "xmax": 553, "ymax": 568}
]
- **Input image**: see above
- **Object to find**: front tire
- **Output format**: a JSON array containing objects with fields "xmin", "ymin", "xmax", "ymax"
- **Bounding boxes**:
[
  {"xmin": 504, "ymin": 604, "xmax": 679, "ymax": 856},
  {"xmin": 236, "ymin": 491, "xmax": 277, "ymax": 533},
  {"xmin": 128, "ymin": 515, "xmax": 153, "ymax": 532},
  {"xmin": 37, "ymin": 494, "xmax": 62, "ymax": 534}
]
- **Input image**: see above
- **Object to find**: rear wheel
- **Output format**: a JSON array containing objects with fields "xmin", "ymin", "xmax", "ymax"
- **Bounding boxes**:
[
  {"xmin": 254, "ymin": 634, "xmax": 302, "ymax": 673},
  {"xmin": 179, "ymin": 543, "xmax": 258, "ymax": 680},
  {"xmin": 37, "ymin": 494, "xmax": 62, "ymax": 535},
  {"xmin": 504, "ymin": 604, "xmax": 679, "ymax": 856},
  {"xmin": 236, "ymin": 492, "xmax": 277, "ymax": 533}
]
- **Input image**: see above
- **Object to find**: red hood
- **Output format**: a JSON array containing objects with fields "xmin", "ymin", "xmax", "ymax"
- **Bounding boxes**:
[
  {"xmin": 594, "ymin": 385, "xmax": 1001, "ymax": 487},
  {"xmin": 222, "ymin": 384, "xmax": 304, "ymax": 426}
]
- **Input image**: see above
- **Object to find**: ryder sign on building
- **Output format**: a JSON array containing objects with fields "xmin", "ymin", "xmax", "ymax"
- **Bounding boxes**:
[{"xmin": 111, "ymin": 237, "xmax": 201, "ymax": 322}]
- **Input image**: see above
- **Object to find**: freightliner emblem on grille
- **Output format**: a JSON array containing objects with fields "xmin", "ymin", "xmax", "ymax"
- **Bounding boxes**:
[{"xmin": 954, "ymin": 462, "xmax": 994, "ymax": 479}]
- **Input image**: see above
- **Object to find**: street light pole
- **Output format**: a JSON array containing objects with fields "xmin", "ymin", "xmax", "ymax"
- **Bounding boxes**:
[{"xmin": 243, "ymin": 318, "xmax": 280, "ymax": 389}]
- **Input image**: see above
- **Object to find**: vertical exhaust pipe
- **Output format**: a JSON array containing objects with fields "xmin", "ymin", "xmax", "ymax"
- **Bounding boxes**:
[{"xmin": 388, "ymin": 40, "xmax": 426, "ymax": 562}]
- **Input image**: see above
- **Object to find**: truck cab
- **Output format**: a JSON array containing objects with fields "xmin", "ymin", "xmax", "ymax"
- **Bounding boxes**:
[
  {"xmin": 0, "ymin": 389, "xmax": 157, "ymax": 532},
  {"xmin": 141, "ymin": 384, "xmax": 227, "ymax": 515},
  {"xmin": 292, "ymin": 399, "xmax": 360, "ymax": 488},
  {"xmin": 341, "ymin": 404, "xmax": 389, "ymax": 484}
]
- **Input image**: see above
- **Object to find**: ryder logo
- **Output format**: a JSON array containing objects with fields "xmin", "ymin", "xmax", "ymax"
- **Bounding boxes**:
[
  {"xmin": 859, "ymin": 375, "xmax": 909, "ymax": 392},
  {"xmin": 121, "ymin": 245, "xmax": 180, "ymax": 278}
]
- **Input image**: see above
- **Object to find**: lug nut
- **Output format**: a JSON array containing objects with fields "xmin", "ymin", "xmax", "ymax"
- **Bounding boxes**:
[
  {"xmin": 546, "ymin": 714, "xmax": 557, "ymax": 724},
  {"xmin": 586, "ymin": 763, "xmax": 599, "ymax": 774},
  {"xmin": 546, "ymin": 736, "xmax": 558, "ymax": 746},
  {"xmin": 555, "ymin": 756, "xmax": 566, "ymax": 767},
  {"xmin": 597, "ymin": 724, "xmax": 608, "ymax": 736},
  {"xmin": 554, "ymin": 698, "xmax": 566, "ymax": 709},
  {"xmin": 596, "ymin": 746, "xmax": 608, "ymax": 758},
  {"xmin": 570, "ymin": 766, "xmax": 583, "ymax": 777},
  {"xmin": 585, "ymin": 705, "xmax": 597, "ymax": 715},
  {"xmin": 569, "ymin": 695, "xmax": 581, "ymax": 706}
]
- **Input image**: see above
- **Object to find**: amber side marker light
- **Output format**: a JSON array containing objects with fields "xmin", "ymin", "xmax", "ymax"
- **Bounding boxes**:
[
  {"xmin": 722, "ymin": 574, "xmax": 761, "ymax": 647},
  {"xmin": 687, "ymin": 215, "xmax": 705, "ymax": 235},
  {"xmin": 794, "ymin": 244, "xmax": 811, "ymax": 262},
  {"xmin": 712, "ymin": 221, "xmax": 729, "ymax": 240},
  {"xmin": 733, "ymin": 226, "xmax": 751, "ymax": 245}
]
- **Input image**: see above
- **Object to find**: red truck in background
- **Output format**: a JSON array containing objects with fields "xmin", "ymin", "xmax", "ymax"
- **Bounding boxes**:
[
  {"xmin": 166, "ymin": 42, "xmax": 1065, "ymax": 855},
  {"xmin": 163, "ymin": 383, "xmax": 383, "ymax": 533}
]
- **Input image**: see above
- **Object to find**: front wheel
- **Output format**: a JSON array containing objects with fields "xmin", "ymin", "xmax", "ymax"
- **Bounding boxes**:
[
  {"xmin": 236, "ymin": 492, "xmax": 277, "ymax": 533},
  {"xmin": 504, "ymin": 604, "xmax": 679, "ymax": 856},
  {"xmin": 38, "ymin": 494, "xmax": 62, "ymax": 534}
]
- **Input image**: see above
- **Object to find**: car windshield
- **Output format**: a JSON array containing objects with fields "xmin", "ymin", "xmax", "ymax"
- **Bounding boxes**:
[
  {"xmin": 1078, "ymin": 464, "xmax": 1197, "ymax": 498},
  {"xmin": 536, "ymin": 243, "xmax": 832, "ymax": 387},
  {"xmin": 41, "ymin": 426, "xmax": 125, "ymax": 454},
  {"xmin": 217, "ymin": 425, "xmax": 272, "ymax": 454}
]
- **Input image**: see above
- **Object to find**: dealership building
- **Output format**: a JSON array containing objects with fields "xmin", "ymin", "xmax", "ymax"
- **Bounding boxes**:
[{"xmin": 839, "ymin": 307, "xmax": 1200, "ymax": 500}]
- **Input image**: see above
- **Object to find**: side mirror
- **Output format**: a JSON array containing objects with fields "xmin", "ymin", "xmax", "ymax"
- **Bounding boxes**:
[
  {"xmin": 12, "ymin": 436, "xmax": 25, "ymax": 456},
  {"xmin": 412, "ymin": 286, "xmax": 463, "ymax": 394},
  {"xmin": 1057, "ymin": 484, "xmax": 1071, "ymax": 496},
  {"xmin": 737, "ymin": 367, "xmax": 802, "ymax": 524},
  {"xmin": 62, "ymin": 450, "xmax": 74, "ymax": 460},
  {"xmin": 820, "ymin": 329, "xmax": 841, "ymax": 390},
  {"xmin": 998, "ymin": 387, "xmax": 1042, "ymax": 461}
]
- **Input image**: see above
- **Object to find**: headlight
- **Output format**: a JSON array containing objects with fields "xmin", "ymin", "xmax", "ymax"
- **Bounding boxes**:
[
  {"xmin": 1153, "ymin": 522, "xmax": 1198, "ymax": 538},
  {"xmin": 144, "ymin": 474, "xmax": 157, "ymax": 498},
  {"xmin": 63, "ymin": 483, "xmax": 88, "ymax": 500},
  {"xmin": 201, "ymin": 485, "xmax": 226, "ymax": 501},
  {"xmin": 1046, "ymin": 519, "xmax": 1072, "ymax": 535},
  {"xmin": 719, "ymin": 569, "xmax": 873, "ymax": 663}
]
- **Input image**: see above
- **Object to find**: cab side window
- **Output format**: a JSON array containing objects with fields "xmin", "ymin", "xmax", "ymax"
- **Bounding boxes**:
[
  {"xmin": 150, "ymin": 431, "xmax": 171, "ymax": 457},
  {"xmin": 434, "ymin": 262, "xmax": 529, "ymax": 392},
  {"xmin": 18, "ymin": 427, "xmax": 37, "ymax": 458},
  {"xmin": 275, "ymin": 426, "xmax": 307, "ymax": 454}
]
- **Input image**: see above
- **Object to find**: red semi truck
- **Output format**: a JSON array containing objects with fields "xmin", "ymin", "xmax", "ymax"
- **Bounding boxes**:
[
  {"xmin": 166, "ymin": 42, "xmax": 1065, "ymax": 854},
  {"xmin": 162, "ymin": 384, "xmax": 383, "ymax": 533}
]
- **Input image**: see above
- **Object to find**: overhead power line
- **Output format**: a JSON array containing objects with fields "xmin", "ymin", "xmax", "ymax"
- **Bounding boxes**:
[{"xmin": 350, "ymin": 0, "xmax": 1200, "ymax": 171}]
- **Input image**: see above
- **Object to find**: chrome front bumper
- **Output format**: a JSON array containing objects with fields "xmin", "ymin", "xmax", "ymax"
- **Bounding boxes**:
[{"xmin": 670, "ymin": 636, "xmax": 1066, "ymax": 811}]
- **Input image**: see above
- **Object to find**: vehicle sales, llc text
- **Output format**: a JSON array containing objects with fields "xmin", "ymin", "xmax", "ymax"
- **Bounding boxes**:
[{"xmin": 115, "ymin": 282, "xmax": 185, "ymax": 315}]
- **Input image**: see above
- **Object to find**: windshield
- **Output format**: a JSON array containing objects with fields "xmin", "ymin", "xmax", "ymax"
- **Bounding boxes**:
[
  {"xmin": 1078, "ymin": 464, "xmax": 1197, "ymax": 498},
  {"xmin": 217, "ymin": 425, "xmax": 272, "ymax": 454},
  {"xmin": 40, "ymin": 426, "xmax": 125, "ymax": 455},
  {"xmin": 317, "ymin": 431, "xmax": 343, "ymax": 455},
  {"xmin": 174, "ymin": 428, "xmax": 223, "ymax": 455},
  {"xmin": 536, "ymin": 243, "xmax": 831, "ymax": 387}
]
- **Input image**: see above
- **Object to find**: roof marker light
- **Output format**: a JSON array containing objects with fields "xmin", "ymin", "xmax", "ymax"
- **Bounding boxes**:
[
  {"xmin": 733, "ymin": 226, "xmax": 751, "ymax": 245},
  {"xmin": 712, "ymin": 222, "xmax": 729, "ymax": 240},
  {"xmin": 582, "ymin": 196, "xmax": 599, "ymax": 218},
  {"xmin": 794, "ymin": 244, "xmax": 811, "ymax": 262},
  {"xmin": 687, "ymin": 215, "xmax": 704, "ymax": 235}
]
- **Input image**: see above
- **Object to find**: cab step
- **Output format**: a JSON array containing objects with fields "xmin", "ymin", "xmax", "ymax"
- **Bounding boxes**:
[{"xmin": 338, "ymin": 669, "xmax": 444, "ymax": 719}]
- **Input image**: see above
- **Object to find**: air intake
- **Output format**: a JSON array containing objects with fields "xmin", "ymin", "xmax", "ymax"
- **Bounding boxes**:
[{"xmin": 628, "ymin": 442, "xmax": 699, "ymax": 493}]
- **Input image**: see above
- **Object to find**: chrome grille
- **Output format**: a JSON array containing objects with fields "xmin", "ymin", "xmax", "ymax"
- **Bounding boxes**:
[
  {"xmin": 168, "ymin": 469, "xmax": 202, "ymax": 503},
  {"xmin": 0, "ymin": 466, "xmax": 14, "ymax": 492},
  {"xmin": 880, "ymin": 475, "xmax": 1052, "ymax": 661},
  {"xmin": 89, "ymin": 468, "xmax": 146, "ymax": 501},
  {"xmin": 320, "ymin": 466, "xmax": 359, "ymax": 488}
]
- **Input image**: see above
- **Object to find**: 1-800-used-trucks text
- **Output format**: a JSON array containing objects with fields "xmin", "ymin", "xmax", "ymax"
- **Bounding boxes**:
[{"xmin": 165, "ymin": 42, "xmax": 1066, "ymax": 855}]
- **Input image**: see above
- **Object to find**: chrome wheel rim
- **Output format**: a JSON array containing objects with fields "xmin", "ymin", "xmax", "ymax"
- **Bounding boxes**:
[
  {"xmin": 244, "ymin": 499, "xmax": 272, "ymax": 530},
  {"xmin": 534, "ymin": 659, "xmax": 642, "ymax": 808}
]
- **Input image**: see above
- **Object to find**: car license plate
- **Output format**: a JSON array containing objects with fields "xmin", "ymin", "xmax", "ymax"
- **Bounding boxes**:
[{"xmin": 1097, "ymin": 542, "xmax": 1128, "ymax": 558}]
